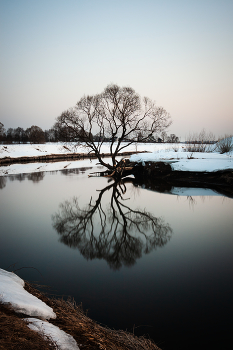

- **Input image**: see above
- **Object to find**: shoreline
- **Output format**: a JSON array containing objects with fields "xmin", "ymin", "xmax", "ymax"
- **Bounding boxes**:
[
  {"xmin": 1, "ymin": 153, "xmax": 233, "ymax": 197},
  {"xmin": 0, "ymin": 277, "xmax": 161, "ymax": 350},
  {"xmin": 131, "ymin": 161, "xmax": 233, "ymax": 198},
  {"xmin": 0, "ymin": 151, "xmax": 144, "ymax": 166}
]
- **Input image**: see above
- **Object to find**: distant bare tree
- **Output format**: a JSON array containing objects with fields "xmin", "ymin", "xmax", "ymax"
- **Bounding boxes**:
[
  {"xmin": 167, "ymin": 133, "xmax": 179, "ymax": 143},
  {"xmin": 26, "ymin": 125, "xmax": 45, "ymax": 144},
  {"xmin": 14, "ymin": 127, "xmax": 25, "ymax": 143},
  {"xmin": 185, "ymin": 129, "xmax": 215, "ymax": 152},
  {"xmin": 55, "ymin": 84, "xmax": 172, "ymax": 175},
  {"xmin": 0, "ymin": 122, "xmax": 6, "ymax": 142},
  {"xmin": 52, "ymin": 178, "xmax": 173, "ymax": 270},
  {"xmin": 160, "ymin": 131, "xmax": 168, "ymax": 142},
  {"xmin": 6, "ymin": 128, "xmax": 14, "ymax": 143},
  {"xmin": 44, "ymin": 128, "xmax": 57, "ymax": 142}
]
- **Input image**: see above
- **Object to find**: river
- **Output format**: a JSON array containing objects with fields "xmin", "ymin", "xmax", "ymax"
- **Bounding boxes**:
[{"xmin": 0, "ymin": 159, "xmax": 232, "ymax": 350}]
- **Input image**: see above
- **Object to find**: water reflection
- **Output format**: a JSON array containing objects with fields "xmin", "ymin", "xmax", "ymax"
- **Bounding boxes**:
[
  {"xmin": 60, "ymin": 167, "xmax": 93, "ymax": 175},
  {"xmin": 0, "ymin": 176, "xmax": 6, "ymax": 189},
  {"xmin": 6, "ymin": 172, "xmax": 45, "ymax": 183},
  {"xmin": 52, "ymin": 178, "xmax": 173, "ymax": 270},
  {"xmin": 0, "ymin": 166, "xmax": 93, "ymax": 188},
  {"xmin": 27, "ymin": 172, "xmax": 45, "ymax": 183}
]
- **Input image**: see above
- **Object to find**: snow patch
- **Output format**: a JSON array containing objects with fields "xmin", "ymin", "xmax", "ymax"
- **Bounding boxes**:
[
  {"xmin": 24, "ymin": 318, "xmax": 80, "ymax": 350},
  {"xmin": 130, "ymin": 150, "xmax": 233, "ymax": 172},
  {"xmin": 0, "ymin": 268, "xmax": 56, "ymax": 319}
]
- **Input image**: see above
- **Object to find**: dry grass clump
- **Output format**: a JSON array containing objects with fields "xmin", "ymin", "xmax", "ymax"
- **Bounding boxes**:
[
  {"xmin": 0, "ymin": 281, "xmax": 161, "ymax": 350},
  {"xmin": 50, "ymin": 298, "xmax": 160, "ymax": 350},
  {"xmin": 215, "ymin": 135, "xmax": 233, "ymax": 154},
  {"xmin": 0, "ymin": 303, "xmax": 55, "ymax": 350}
]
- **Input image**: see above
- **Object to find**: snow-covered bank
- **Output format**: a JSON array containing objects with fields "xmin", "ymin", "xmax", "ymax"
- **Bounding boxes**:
[
  {"xmin": 25, "ymin": 318, "xmax": 80, "ymax": 350},
  {"xmin": 0, "ymin": 159, "xmax": 96, "ymax": 176},
  {"xmin": 0, "ymin": 268, "xmax": 80, "ymax": 349},
  {"xmin": 0, "ymin": 267, "xmax": 158, "ymax": 350},
  {"xmin": 0, "ymin": 142, "xmax": 149, "ymax": 176},
  {"xmin": 0, "ymin": 141, "xmax": 232, "ymax": 176},
  {"xmin": 130, "ymin": 151, "xmax": 233, "ymax": 172},
  {"xmin": 0, "ymin": 268, "xmax": 56, "ymax": 319},
  {"xmin": 0, "ymin": 142, "xmax": 149, "ymax": 159}
]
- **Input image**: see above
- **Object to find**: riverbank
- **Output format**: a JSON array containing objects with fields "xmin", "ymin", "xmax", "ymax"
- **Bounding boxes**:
[
  {"xmin": 0, "ymin": 269, "xmax": 161, "ymax": 350},
  {"xmin": 0, "ymin": 150, "xmax": 141, "ymax": 166},
  {"xmin": 0, "ymin": 141, "xmax": 232, "ymax": 177},
  {"xmin": 131, "ymin": 161, "xmax": 233, "ymax": 198},
  {"xmin": 1, "ymin": 142, "xmax": 233, "ymax": 197}
]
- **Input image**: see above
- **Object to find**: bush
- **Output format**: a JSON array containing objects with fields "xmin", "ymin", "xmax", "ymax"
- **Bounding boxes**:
[{"xmin": 215, "ymin": 135, "xmax": 233, "ymax": 154}]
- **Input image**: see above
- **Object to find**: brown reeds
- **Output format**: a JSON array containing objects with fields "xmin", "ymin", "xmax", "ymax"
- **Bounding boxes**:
[
  {"xmin": 0, "ymin": 281, "xmax": 161, "ymax": 350},
  {"xmin": 0, "ymin": 303, "xmax": 55, "ymax": 350}
]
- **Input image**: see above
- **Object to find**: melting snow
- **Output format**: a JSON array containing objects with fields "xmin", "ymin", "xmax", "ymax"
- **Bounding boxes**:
[
  {"xmin": 24, "ymin": 318, "xmax": 80, "ymax": 350},
  {"xmin": 0, "ymin": 268, "xmax": 80, "ymax": 349},
  {"xmin": 0, "ymin": 268, "xmax": 56, "ymax": 319}
]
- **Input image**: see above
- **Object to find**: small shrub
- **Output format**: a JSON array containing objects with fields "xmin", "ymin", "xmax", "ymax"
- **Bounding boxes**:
[
  {"xmin": 215, "ymin": 135, "xmax": 233, "ymax": 154},
  {"xmin": 172, "ymin": 145, "xmax": 179, "ymax": 152},
  {"xmin": 187, "ymin": 152, "xmax": 194, "ymax": 159}
]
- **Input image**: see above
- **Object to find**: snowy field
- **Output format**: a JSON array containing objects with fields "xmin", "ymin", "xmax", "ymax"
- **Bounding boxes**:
[{"xmin": 0, "ymin": 141, "xmax": 232, "ymax": 176}]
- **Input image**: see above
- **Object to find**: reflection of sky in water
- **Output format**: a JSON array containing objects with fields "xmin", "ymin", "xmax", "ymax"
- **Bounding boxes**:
[{"xmin": 0, "ymin": 163, "xmax": 232, "ymax": 349}]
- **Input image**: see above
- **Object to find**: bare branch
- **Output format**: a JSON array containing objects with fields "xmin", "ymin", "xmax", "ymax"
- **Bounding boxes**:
[
  {"xmin": 55, "ymin": 84, "xmax": 172, "ymax": 173},
  {"xmin": 52, "ymin": 179, "xmax": 172, "ymax": 270}
]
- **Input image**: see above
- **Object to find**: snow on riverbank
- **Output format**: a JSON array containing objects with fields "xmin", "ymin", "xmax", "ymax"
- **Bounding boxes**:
[
  {"xmin": 25, "ymin": 318, "xmax": 80, "ymax": 350},
  {"xmin": 0, "ymin": 159, "xmax": 96, "ymax": 176},
  {"xmin": 0, "ymin": 141, "xmax": 232, "ymax": 176},
  {"xmin": 0, "ymin": 142, "xmax": 151, "ymax": 176},
  {"xmin": 130, "ymin": 150, "xmax": 233, "ymax": 172},
  {"xmin": 0, "ymin": 142, "xmax": 150, "ymax": 158},
  {"xmin": 0, "ymin": 268, "xmax": 56, "ymax": 319},
  {"xmin": 0, "ymin": 268, "xmax": 80, "ymax": 350}
]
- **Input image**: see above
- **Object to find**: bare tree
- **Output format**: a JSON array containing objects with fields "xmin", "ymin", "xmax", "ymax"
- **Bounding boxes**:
[
  {"xmin": 52, "ymin": 178, "xmax": 173, "ymax": 270},
  {"xmin": 167, "ymin": 133, "xmax": 179, "ymax": 143},
  {"xmin": 0, "ymin": 122, "xmax": 6, "ymax": 142},
  {"xmin": 26, "ymin": 125, "xmax": 45, "ymax": 144},
  {"xmin": 6, "ymin": 128, "xmax": 14, "ymax": 143},
  {"xmin": 55, "ymin": 84, "xmax": 172, "ymax": 174},
  {"xmin": 14, "ymin": 127, "xmax": 25, "ymax": 143},
  {"xmin": 160, "ymin": 131, "xmax": 167, "ymax": 142}
]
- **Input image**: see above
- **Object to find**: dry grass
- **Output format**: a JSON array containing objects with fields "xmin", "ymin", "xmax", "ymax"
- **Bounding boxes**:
[
  {"xmin": 0, "ymin": 281, "xmax": 161, "ymax": 350},
  {"xmin": 215, "ymin": 135, "xmax": 233, "ymax": 154},
  {"xmin": 0, "ymin": 303, "xmax": 55, "ymax": 350}
]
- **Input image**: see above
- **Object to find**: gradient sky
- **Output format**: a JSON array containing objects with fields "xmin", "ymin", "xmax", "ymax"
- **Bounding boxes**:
[{"xmin": 1, "ymin": 0, "xmax": 232, "ymax": 139}]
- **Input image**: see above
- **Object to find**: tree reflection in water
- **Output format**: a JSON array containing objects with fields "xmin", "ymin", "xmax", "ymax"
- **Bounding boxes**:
[
  {"xmin": 52, "ymin": 178, "xmax": 173, "ymax": 270},
  {"xmin": 0, "ymin": 176, "xmax": 6, "ymax": 189}
]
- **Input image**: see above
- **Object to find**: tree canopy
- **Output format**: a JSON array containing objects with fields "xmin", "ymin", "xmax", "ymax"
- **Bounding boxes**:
[
  {"xmin": 0, "ymin": 122, "xmax": 5, "ymax": 141},
  {"xmin": 55, "ymin": 84, "xmax": 172, "ymax": 172}
]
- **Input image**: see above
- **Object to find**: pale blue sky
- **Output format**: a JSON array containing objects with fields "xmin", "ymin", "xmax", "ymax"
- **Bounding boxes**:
[{"xmin": 1, "ymin": 0, "xmax": 232, "ymax": 139}]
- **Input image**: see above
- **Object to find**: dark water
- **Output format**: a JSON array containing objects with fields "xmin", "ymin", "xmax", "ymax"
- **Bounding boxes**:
[{"xmin": 0, "ymin": 162, "xmax": 233, "ymax": 350}]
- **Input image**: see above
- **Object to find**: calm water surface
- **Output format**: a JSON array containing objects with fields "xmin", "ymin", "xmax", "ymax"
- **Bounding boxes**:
[{"xmin": 0, "ymin": 161, "xmax": 233, "ymax": 350}]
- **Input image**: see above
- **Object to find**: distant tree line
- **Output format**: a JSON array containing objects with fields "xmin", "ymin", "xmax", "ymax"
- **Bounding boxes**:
[
  {"xmin": 0, "ymin": 121, "xmax": 180, "ymax": 145},
  {"xmin": 0, "ymin": 124, "xmax": 45, "ymax": 144},
  {"xmin": 0, "ymin": 123, "xmax": 59, "ymax": 144}
]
